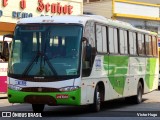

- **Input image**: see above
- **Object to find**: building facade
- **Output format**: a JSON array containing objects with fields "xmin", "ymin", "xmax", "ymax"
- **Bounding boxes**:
[
  {"xmin": 0, "ymin": 0, "xmax": 83, "ymax": 35},
  {"xmin": 0, "ymin": 0, "xmax": 83, "ymax": 93},
  {"xmin": 84, "ymin": 0, "xmax": 160, "ymax": 34}
]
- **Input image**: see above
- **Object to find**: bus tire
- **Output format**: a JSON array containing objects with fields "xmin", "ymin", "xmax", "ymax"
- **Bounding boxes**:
[
  {"xmin": 133, "ymin": 82, "xmax": 143, "ymax": 104},
  {"xmin": 32, "ymin": 104, "xmax": 45, "ymax": 113},
  {"xmin": 91, "ymin": 85, "xmax": 101, "ymax": 112}
]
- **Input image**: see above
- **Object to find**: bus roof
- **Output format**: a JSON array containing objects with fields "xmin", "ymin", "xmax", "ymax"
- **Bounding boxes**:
[{"xmin": 17, "ymin": 15, "xmax": 157, "ymax": 35}]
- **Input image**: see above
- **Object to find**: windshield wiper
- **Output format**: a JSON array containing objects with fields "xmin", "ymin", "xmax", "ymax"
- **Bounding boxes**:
[
  {"xmin": 22, "ymin": 52, "xmax": 58, "ymax": 76},
  {"xmin": 42, "ymin": 53, "xmax": 58, "ymax": 76},
  {"xmin": 22, "ymin": 52, "xmax": 40, "ymax": 76}
]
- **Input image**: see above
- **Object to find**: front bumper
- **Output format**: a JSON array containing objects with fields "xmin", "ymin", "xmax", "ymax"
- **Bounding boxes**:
[{"xmin": 8, "ymin": 88, "xmax": 81, "ymax": 105}]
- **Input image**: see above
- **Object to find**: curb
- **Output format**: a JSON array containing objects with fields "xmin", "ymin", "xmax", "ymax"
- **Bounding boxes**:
[
  {"xmin": 0, "ymin": 93, "xmax": 8, "ymax": 99},
  {"xmin": 0, "ymin": 96, "xmax": 7, "ymax": 99}
]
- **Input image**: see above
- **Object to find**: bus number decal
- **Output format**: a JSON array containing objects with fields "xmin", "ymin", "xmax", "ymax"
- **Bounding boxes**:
[
  {"xmin": 15, "ymin": 80, "xmax": 27, "ymax": 86},
  {"xmin": 95, "ymin": 59, "xmax": 101, "ymax": 69}
]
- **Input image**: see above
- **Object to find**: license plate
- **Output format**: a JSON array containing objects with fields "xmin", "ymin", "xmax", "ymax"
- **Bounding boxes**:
[{"xmin": 56, "ymin": 94, "xmax": 68, "ymax": 99}]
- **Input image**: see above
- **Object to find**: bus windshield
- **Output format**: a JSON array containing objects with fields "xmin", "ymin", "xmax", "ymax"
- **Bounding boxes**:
[{"xmin": 8, "ymin": 24, "xmax": 82, "ymax": 78}]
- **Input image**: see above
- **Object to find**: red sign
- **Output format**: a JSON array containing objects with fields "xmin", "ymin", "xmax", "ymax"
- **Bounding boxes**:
[
  {"xmin": 37, "ymin": 0, "xmax": 73, "ymax": 14},
  {"xmin": 20, "ymin": 0, "xmax": 26, "ymax": 9},
  {"xmin": 2, "ymin": 0, "xmax": 73, "ymax": 15},
  {"xmin": 56, "ymin": 94, "xmax": 69, "ymax": 99},
  {"xmin": 2, "ymin": 0, "xmax": 8, "ymax": 7}
]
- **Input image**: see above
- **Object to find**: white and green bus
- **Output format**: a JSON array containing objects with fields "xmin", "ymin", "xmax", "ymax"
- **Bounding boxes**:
[{"xmin": 5, "ymin": 15, "xmax": 159, "ymax": 112}]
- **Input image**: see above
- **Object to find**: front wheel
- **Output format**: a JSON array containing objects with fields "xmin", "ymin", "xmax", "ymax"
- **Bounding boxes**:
[
  {"xmin": 91, "ymin": 85, "xmax": 101, "ymax": 112},
  {"xmin": 32, "ymin": 104, "xmax": 45, "ymax": 113}
]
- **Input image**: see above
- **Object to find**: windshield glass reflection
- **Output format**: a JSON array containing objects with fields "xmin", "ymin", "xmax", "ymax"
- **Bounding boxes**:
[{"xmin": 9, "ymin": 24, "xmax": 82, "ymax": 77}]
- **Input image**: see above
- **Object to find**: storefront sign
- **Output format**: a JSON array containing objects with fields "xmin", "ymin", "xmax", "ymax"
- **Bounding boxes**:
[
  {"xmin": 0, "ymin": 0, "xmax": 82, "ymax": 23},
  {"xmin": 2, "ymin": 0, "xmax": 73, "ymax": 15},
  {"xmin": 20, "ymin": 0, "xmax": 26, "ymax": 9},
  {"xmin": 2, "ymin": 0, "xmax": 8, "ymax": 7},
  {"xmin": 0, "ymin": 10, "xmax": 33, "ymax": 19},
  {"xmin": 2, "ymin": 0, "xmax": 26, "ymax": 9},
  {"xmin": 12, "ymin": 11, "xmax": 33, "ymax": 19},
  {"xmin": 37, "ymin": 0, "xmax": 73, "ymax": 14}
]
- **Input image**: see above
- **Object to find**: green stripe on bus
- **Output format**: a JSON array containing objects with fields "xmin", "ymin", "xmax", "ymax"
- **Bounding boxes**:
[
  {"xmin": 104, "ymin": 56, "xmax": 129, "ymax": 95},
  {"xmin": 145, "ymin": 58, "xmax": 157, "ymax": 89}
]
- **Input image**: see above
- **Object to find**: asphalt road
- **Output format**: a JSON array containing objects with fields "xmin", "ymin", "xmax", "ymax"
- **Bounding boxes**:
[{"xmin": 0, "ymin": 90, "xmax": 160, "ymax": 120}]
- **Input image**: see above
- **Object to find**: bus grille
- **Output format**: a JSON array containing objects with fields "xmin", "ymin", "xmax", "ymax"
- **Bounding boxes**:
[
  {"xmin": 24, "ymin": 95, "xmax": 57, "ymax": 105},
  {"xmin": 21, "ymin": 87, "xmax": 60, "ymax": 92}
]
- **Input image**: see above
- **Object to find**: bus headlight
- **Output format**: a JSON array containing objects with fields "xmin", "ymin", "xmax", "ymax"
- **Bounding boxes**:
[
  {"xmin": 8, "ymin": 84, "xmax": 22, "ymax": 91},
  {"xmin": 59, "ymin": 86, "xmax": 79, "ymax": 92}
]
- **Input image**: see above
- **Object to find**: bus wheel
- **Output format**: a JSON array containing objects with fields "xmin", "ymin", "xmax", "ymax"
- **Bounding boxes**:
[
  {"xmin": 91, "ymin": 85, "xmax": 101, "ymax": 112},
  {"xmin": 32, "ymin": 104, "xmax": 45, "ymax": 113},
  {"xmin": 133, "ymin": 82, "xmax": 143, "ymax": 104}
]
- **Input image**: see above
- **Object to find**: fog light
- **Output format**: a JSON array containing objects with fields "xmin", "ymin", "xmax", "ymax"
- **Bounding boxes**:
[
  {"xmin": 71, "ymin": 96, "xmax": 76, "ymax": 100},
  {"xmin": 8, "ymin": 94, "xmax": 12, "ymax": 98}
]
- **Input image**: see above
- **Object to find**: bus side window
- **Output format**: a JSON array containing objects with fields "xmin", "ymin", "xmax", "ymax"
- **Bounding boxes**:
[
  {"xmin": 82, "ymin": 37, "xmax": 92, "ymax": 77},
  {"xmin": 83, "ymin": 38, "xmax": 91, "ymax": 67}
]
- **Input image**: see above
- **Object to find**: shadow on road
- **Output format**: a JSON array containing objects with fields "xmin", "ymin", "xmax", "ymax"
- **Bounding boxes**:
[{"xmin": 41, "ymin": 98, "xmax": 148, "ymax": 117}]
